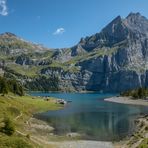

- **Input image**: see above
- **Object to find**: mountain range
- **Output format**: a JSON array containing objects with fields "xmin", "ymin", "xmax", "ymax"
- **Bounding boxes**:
[{"xmin": 0, "ymin": 12, "xmax": 148, "ymax": 92}]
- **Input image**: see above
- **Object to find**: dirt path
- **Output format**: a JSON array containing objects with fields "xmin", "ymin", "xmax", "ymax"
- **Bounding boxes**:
[{"xmin": 14, "ymin": 112, "xmax": 23, "ymax": 121}]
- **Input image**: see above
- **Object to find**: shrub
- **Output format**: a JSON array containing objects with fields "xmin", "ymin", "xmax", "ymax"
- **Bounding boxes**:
[
  {"xmin": 26, "ymin": 134, "xmax": 30, "ymax": 139},
  {"xmin": 0, "ymin": 77, "xmax": 8, "ymax": 95},
  {"xmin": 2, "ymin": 117, "xmax": 15, "ymax": 136},
  {"xmin": 0, "ymin": 76, "xmax": 24, "ymax": 96},
  {"xmin": 120, "ymin": 87, "xmax": 148, "ymax": 99},
  {"xmin": 0, "ymin": 136, "xmax": 33, "ymax": 148}
]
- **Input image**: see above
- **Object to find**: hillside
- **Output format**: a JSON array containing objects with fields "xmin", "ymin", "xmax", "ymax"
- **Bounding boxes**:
[
  {"xmin": 0, "ymin": 92, "xmax": 62, "ymax": 148},
  {"xmin": 1, "ymin": 12, "xmax": 148, "ymax": 92}
]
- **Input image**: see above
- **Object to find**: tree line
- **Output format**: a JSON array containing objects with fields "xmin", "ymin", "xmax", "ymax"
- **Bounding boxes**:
[
  {"xmin": 120, "ymin": 87, "xmax": 148, "ymax": 99},
  {"xmin": 0, "ymin": 76, "xmax": 24, "ymax": 96}
]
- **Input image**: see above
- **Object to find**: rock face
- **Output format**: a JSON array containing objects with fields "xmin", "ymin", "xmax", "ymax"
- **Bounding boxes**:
[{"xmin": 1, "ymin": 12, "xmax": 148, "ymax": 92}]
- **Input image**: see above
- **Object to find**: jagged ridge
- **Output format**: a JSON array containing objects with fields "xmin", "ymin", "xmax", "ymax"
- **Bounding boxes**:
[{"xmin": 1, "ymin": 12, "xmax": 148, "ymax": 92}]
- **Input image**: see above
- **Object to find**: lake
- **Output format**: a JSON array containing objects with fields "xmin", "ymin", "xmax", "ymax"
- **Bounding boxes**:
[{"xmin": 31, "ymin": 92, "xmax": 148, "ymax": 141}]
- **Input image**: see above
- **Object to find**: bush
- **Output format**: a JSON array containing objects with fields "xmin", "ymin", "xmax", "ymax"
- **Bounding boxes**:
[
  {"xmin": 120, "ymin": 87, "xmax": 148, "ymax": 99},
  {"xmin": 0, "ymin": 136, "xmax": 33, "ymax": 148},
  {"xmin": 26, "ymin": 134, "xmax": 30, "ymax": 139},
  {"xmin": 2, "ymin": 117, "xmax": 15, "ymax": 136},
  {"xmin": 0, "ymin": 76, "xmax": 24, "ymax": 96},
  {"xmin": 0, "ymin": 77, "xmax": 8, "ymax": 95}
]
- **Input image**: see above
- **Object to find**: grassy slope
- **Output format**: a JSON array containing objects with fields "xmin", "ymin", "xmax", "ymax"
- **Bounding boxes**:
[
  {"xmin": 6, "ymin": 64, "xmax": 41, "ymax": 77},
  {"xmin": 0, "ymin": 94, "xmax": 62, "ymax": 148},
  {"xmin": 4, "ymin": 47, "xmax": 118, "ymax": 77},
  {"xmin": 138, "ymin": 138, "xmax": 148, "ymax": 148}
]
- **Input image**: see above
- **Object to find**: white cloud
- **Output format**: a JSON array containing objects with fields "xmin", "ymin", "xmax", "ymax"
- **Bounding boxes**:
[
  {"xmin": 53, "ymin": 28, "xmax": 65, "ymax": 35},
  {"xmin": 0, "ymin": 0, "xmax": 8, "ymax": 16}
]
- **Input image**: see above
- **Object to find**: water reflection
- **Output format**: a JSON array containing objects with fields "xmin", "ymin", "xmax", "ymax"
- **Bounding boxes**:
[{"xmin": 32, "ymin": 92, "xmax": 148, "ymax": 141}]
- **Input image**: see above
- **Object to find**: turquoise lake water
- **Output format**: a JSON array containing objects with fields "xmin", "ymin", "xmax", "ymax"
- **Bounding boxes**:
[{"xmin": 31, "ymin": 92, "xmax": 148, "ymax": 141}]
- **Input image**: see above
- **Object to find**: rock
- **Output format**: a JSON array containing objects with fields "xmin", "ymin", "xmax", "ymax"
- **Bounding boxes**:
[
  {"xmin": 2, "ymin": 13, "xmax": 148, "ymax": 93},
  {"xmin": 56, "ymin": 99, "xmax": 67, "ymax": 105},
  {"xmin": 66, "ymin": 132, "xmax": 81, "ymax": 137}
]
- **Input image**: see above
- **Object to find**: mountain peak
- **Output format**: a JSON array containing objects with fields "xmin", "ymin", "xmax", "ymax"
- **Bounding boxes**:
[
  {"xmin": 125, "ymin": 12, "xmax": 147, "ymax": 23},
  {"xmin": 76, "ymin": 12, "xmax": 148, "ymax": 52},
  {"xmin": 127, "ymin": 12, "xmax": 141, "ymax": 18},
  {"xmin": 124, "ymin": 12, "xmax": 148, "ymax": 35},
  {"xmin": 102, "ymin": 15, "xmax": 122, "ymax": 31},
  {"xmin": 0, "ymin": 32, "xmax": 17, "ymax": 38}
]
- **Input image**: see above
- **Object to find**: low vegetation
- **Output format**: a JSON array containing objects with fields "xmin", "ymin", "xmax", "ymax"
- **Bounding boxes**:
[
  {"xmin": 0, "ymin": 94, "xmax": 62, "ymax": 147},
  {"xmin": 0, "ymin": 136, "xmax": 33, "ymax": 148},
  {"xmin": 6, "ymin": 64, "xmax": 44, "ymax": 77},
  {"xmin": 120, "ymin": 87, "xmax": 148, "ymax": 99},
  {"xmin": 1, "ymin": 117, "xmax": 15, "ymax": 136},
  {"xmin": 0, "ymin": 75, "xmax": 63, "ymax": 147},
  {"xmin": 138, "ymin": 138, "xmax": 148, "ymax": 148},
  {"xmin": 0, "ymin": 76, "xmax": 24, "ymax": 96}
]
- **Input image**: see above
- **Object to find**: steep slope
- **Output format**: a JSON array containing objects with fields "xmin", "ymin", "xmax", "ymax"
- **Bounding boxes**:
[
  {"xmin": 41, "ymin": 12, "xmax": 148, "ymax": 92},
  {"xmin": 1, "ymin": 12, "xmax": 148, "ymax": 92},
  {"xmin": 0, "ymin": 32, "xmax": 55, "ymax": 76},
  {"xmin": 0, "ymin": 32, "xmax": 51, "ymax": 55},
  {"xmin": 74, "ymin": 13, "xmax": 148, "ymax": 92}
]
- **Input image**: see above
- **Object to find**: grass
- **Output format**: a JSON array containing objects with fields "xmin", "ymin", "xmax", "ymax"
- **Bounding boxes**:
[
  {"xmin": 6, "ymin": 64, "xmax": 49, "ymax": 77},
  {"xmin": 138, "ymin": 138, "xmax": 148, "ymax": 148},
  {"xmin": 65, "ymin": 47, "xmax": 118, "ymax": 65},
  {"xmin": 0, "ymin": 94, "xmax": 62, "ymax": 121},
  {"xmin": 0, "ymin": 135, "xmax": 34, "ymax": 148},
  {"xmin": 26, "ymin": 50, "xmax": 53, "ymax": 59},
  {"xmin": 15, "ymin": 95, "xmax": 62, "ymax": 113},
  {"xmin": 0, "ymin": 93, "xmax": 63, "ymax": 147},
  {"xmin": 4, "ymin": 46, "xmax": 118, "ymax": 77},
  {"xmin": 47, "ymin": 47, "xmax": 118, "ymax": 73},
  {"xmin": 49, "ymin": 61, "xmax": 80, "ymax": 73}
]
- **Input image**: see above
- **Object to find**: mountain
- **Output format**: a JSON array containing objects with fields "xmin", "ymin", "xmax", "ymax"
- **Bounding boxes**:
[
  {"xmin": 1, "ymin": 12, "xmax": 148, "ymax": 92},
  {"xmin": 0, "ymin": 32, "xmax": 50, "ymax": 55}
]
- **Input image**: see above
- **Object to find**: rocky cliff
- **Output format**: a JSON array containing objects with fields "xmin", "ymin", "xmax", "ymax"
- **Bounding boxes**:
[{"xmin": 1, "ymin": 12, "xmax": 148, "ymax": 92}]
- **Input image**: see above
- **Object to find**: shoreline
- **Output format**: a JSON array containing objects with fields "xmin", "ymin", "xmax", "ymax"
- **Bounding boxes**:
[
  {"xmin": 104, "ymin": 96, "xmax": 148, "ymax": 147},
  {"xmin": 12, "ymin": 94, "xmax": 148, "ymax": 147},
  {"xmin": 104, "ymin": 96, "xmax": 148, "ymax": 106},
  {"xmin": 27, "ymin": 90, "xmax": 104, "ymax": 94},
  {"xmin": 22, "ymin": 117, "xmax": 114, "ymax": 148},
  {"xmin": 28, "ymin": 95, "xmax": 148, "ymax": 147},
  {"xmin": 114, "ymin": 115, "xmax": 148, "ymax": 148},
  {"xmin": 27, "ymin": 115, "xmax": 148, "ymax": 148},
  {"xmin": 13, "ymin": 95, "xmax": 113, "ymax": 147}
]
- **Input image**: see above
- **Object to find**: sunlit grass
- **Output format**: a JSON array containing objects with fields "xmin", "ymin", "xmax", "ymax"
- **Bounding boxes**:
[{"xmin": 0, "ymin": 93, "xmax": 62, "ymax": 147}]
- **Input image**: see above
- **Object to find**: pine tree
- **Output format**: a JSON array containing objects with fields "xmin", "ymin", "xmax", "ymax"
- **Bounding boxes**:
[
  {"xmin": 0, "ymin": 77, "xmax": 24, "ymax": 96},
  {"xmin": 0, "ymin": 77, "xmax": 8, "ymax": 96}
]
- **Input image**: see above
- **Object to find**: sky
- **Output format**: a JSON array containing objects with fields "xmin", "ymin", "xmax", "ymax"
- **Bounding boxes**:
[{"xmin": 0, "ymin": 0, "xmax": 148, "ymax": 48}]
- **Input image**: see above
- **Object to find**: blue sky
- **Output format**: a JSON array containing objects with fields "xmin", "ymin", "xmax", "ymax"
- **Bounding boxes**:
[{"xmin": 0, "ymin": 0, "xmax": 148, "ymax": 48}]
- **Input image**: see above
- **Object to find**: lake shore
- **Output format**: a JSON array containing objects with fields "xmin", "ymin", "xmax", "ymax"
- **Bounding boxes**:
[
  {"xmin": 104, "ymin": 96, "xmax": 148, "ymax": 106},
  {"xmin": 10, "ymin": 94, "xmax": 148, "ymax": 148},
  {"xmin": 114, "ymin": 115, "xmax": 148, "ymax": 148},
  {"xmin": 6, "ymin": 94, "xmax": 113, "ymax": 148},
  {"xmin": 24, "ymin": 117, "xmax": 114, "ymax": 148},
  {"xmin": 0, "ymin": 94, "xmax": 64, "ymax": 147},
  {"xmin": 28, "ymin": 95, "xmax": 148, "ymax": 147},
  {"xmin": 104, "ymin": 96, "xmax": 148, "ymax": 147}
]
